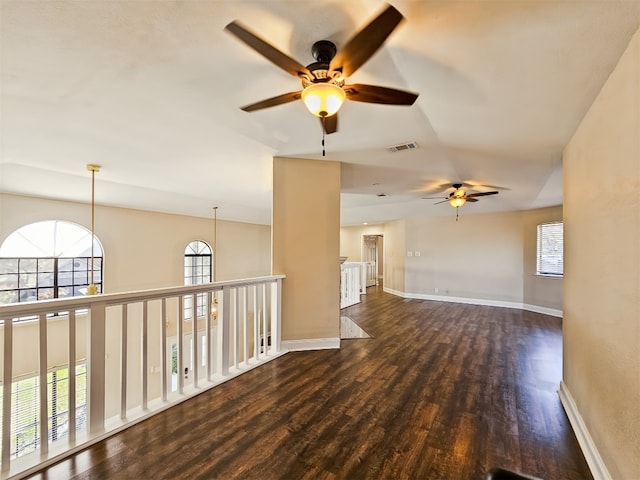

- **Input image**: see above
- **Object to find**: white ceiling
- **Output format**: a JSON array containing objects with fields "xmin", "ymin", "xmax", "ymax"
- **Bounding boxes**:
[{"xmin": 1, "ymin": 0, "xmax": 639, "ymax": 226}]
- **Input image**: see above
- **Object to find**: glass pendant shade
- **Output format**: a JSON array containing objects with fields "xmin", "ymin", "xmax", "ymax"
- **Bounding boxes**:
[
  {"xmin": 449, "ymin": 197, "xmax": 466, "ymax": 208},
  {"xmin": 449, "ymin": 189, "xmax": 466, "ymax": 208},
  {"xmin": 301, "ymin": 83, "xmax": 346, "ymax": 117}
]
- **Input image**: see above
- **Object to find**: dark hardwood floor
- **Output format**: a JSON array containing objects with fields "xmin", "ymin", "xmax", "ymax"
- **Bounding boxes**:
[{"xmin": 30, "ymin": 286, "xmax": 592, "ymax": 480}]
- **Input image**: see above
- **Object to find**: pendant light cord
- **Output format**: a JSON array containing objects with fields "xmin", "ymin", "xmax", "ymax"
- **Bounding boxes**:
[
  {"xmin": 90, "ymin": 168, "xmax": 95, "ymax": 276},
  {"xmin": 213, "ymin": 206, "xmax": 218, "ymax": 280},
  {"xmin": 86, "ymin": 164, "xmax": 100, "ymax": 295}
]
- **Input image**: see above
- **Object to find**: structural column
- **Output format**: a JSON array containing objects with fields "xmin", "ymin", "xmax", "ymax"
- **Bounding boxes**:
[{"xmin": 272, "ymin": 156, "xmax": 341, "ymax": 347}]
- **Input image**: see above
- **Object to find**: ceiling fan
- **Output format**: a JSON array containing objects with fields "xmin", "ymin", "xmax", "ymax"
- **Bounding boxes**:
[
  {"xmin": 423, "ymin": 183, "xmax": 499, "ymax": 220},
  {"xmin": 224, "ymin": 3, "xmax": 419, "ymax": 135}
]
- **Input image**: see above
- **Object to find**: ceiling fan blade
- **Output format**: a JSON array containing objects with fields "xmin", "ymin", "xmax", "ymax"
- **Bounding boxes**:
[
  {"xmin": 466, "ymin": 191, "xmax": 499, "ymax": 198},
  {"xmin": 225, "ymin": 21, "xmax": 313, "ymax": 78},
  {"xmin": 422, "ymin": 196, "xmax": 447, "ymax": 200},
  {"xmin": 466, "ymin": 197, "xmax": 479, "ymax": 202},
  {"xmin": 434, "ymin": 199, "xmax": 450, "ymax": 205},
  {"xmin": 344, "ymin": 84, "xmax": 418, "ymax": 105},
  {"xmin": 329, "ymin": 4, "xmax": 404, "ymax": 77},
  {"xmin": 241, "ymin": 91, "xmax": 302, "ymax": 112},
  {"xmin": 321, "ymin": 114, "xmax": 338, "ymax": 134}
]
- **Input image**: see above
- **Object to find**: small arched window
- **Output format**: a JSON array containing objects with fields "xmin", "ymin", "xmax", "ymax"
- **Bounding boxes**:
[
  {"xmin": 0, "ymin": 220, "xmax": 104, "ymax": 305},
  {"xmin": 183, "ymin": 240, "xmax": 212, "ymax": 319}
]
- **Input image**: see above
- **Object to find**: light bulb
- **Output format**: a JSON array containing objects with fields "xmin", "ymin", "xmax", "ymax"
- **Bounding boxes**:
[{"xmin": 301, "ymin": 83, "xmax": 346, "ymax": 117}]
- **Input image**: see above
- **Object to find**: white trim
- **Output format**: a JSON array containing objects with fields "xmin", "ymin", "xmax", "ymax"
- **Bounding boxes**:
[
  {"xmin": 522, "ymin": 303, "xmax": 563, "ymax": 318},
  {"xmin": 383, "ymin": 287, "xmax": 405, "ymax": 297},
  {"xmin": 281, "ymin": 338, "xmax": 340, "ymax": 351},
  {"xmin": 405, "ymin": 292, "xmax": 522, "ymax": 309},
  {"xmin": 558, "ymin": 382, "xmax": 611, "ymax": 480},
  {"xmin": 383, "ymin": 288, "xmax": 563, "ymax": 317}
]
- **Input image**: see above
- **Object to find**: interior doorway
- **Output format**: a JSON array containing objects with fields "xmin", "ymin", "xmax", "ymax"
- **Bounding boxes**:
[{"xmin": 362, "ymin": 235, "xmax": 383, "ymax": 287}]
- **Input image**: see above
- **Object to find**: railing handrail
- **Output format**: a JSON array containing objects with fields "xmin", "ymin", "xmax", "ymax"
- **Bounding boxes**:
[{"xmin": 0, "ymin": 275, "xmax": 286, "ymax": 319}]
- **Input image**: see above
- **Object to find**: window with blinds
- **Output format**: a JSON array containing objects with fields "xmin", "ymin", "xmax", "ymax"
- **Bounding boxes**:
[
  {"xmin": 0, "ymin": 364, "xmax": 87, "ymax": 459},
  {"xmin": 537, "ymin": 222, "xmax": 564, "ymax": 276}
]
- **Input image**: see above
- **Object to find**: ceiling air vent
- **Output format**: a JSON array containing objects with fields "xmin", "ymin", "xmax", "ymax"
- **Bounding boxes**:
[{"xmin": 386, "ymin": 141, "xmax": 418, "ymax": 153}]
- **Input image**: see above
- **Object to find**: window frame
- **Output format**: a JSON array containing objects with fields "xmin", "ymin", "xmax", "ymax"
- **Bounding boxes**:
[
  {"xmin": 0, "ymin": 256, "xmax": 103, "ymax": 304},
  {"xmin": 183, "ymin": 240, "xmax": 213, "ymax": 320},
  {"xmin": 536, "ymin": 221, "xmax": 564, "ymax": 277}
]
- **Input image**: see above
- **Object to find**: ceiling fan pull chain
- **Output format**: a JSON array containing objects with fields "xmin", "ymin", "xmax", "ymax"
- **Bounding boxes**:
[
  {"xmin": 456, "ymin": 207, "xmax": 460, "ymax": 221},
  {"xmin": 321, "ymin": 116, "xmax": 326, "ymax": 156}
]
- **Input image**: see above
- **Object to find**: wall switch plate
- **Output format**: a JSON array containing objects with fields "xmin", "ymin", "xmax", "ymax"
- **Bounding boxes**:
[
  {"xmin": 407, "ymin": 251, "xmax": 413, "ymax": 257},
  {"xmin": 415, "ymin": 251, "xmax": 421, "ymax": 256}
]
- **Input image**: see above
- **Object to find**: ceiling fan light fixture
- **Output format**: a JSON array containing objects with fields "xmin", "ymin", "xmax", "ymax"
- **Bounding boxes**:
[
  {"xmin": 449, "ymin": 188, "xmax": 466, "ymax": 208},
  {"xmin": 301, "ymin": 82, "xmax": 345, "ymax": 117},
  {"xmin": 449, "ymin": 196, "xmax": 466, "ymax": 208}
]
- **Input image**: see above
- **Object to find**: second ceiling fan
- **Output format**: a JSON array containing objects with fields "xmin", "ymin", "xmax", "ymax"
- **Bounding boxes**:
[
  {"xmin": 224, "ymin": 3, "xmax": 419, "ymax": 134},
  {"xmin": 423, "ymin": 183, "xmax": 500, "ymax": 220}
]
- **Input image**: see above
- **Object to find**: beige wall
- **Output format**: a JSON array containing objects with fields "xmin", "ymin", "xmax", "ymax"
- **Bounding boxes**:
[
  {"xmin": 375, "ymin": 208, "xmax": 562, "ymax": 310},
  {"xmin": 272, "ymin": 157, "xmax": 340, "ymax": 342},
  {"xmin": 404, "ymin": 211, "xmax": 524, "ymax": 302},
  {"xmin": 0, "ymin": 193, "xmax": 271, "ymax": 292},
  {"xmin": 339, "ymin": 224, "xmax": 385, "ymax": 262},
  {"xmin": 522, "ymin": 206, "xmax": 563, "ymax": 310},
  {"xmin": 382, "ymin": 219, "xmax": 406, "ymax": 293},
  {"xmin": 563, "ymin": 27, "xmax": 640, "ymax": 480}
]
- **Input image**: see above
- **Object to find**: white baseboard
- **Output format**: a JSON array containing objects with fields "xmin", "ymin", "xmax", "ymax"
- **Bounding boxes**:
[
  {"xmin": 383, "ymin": 288, "xmax": 563, "ymax": 317},
  {"xmin": 383, "ymin": 287, "xmax": 405, "ymax": 297},
  {"xmin": 558, "ymin": 381, "xmax": 611, "ymax": 480},
  {"xmin": 406, "ymin": 291, "xmax": 523, "ymax": 309},
  {"xmin": 522, "ymin": 303, "xmax": 563, "ymax": 318},
  {"xmin": 281, "ymin": 338, "xmax": 340, "ymax": 351}
]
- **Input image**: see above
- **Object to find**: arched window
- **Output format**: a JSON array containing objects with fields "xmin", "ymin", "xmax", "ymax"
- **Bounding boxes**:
[
  {"xmin": 183, "ymin": 240, "xmax": 212, "ymax": 319},
  {"xmin": 0, "ymin": 220, "xmax": 103, "ymax": 305}
]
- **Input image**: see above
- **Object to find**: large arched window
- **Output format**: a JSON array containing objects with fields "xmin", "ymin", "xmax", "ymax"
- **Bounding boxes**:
[
  {"xmin": 0, "ymin": 220, "xmax": 103, "ymax": 305},
  {"xmin": 183, "ymin": 240, "xmax": 212, "ymax": 319}
]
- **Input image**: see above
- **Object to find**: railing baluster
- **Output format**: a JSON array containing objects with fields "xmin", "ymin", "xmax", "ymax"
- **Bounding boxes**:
[
  {"xmin": 191, "ymin": 293, "xmax": 198, "ymax": 388},
  {"xmin": 271, "ymin": 279, "xmax": 282, "ymax": 354},
  {"xmin": 87, "ymin": 301, "xmax": 106, "ymax": 434},
  {"xmin": 234, "ymin": 288, "xmax": 239, "ymax": 369},
  {"xmin": 68, "ymin": 310, "xmax": 77, "ymax": 441},
  {"xmin": 243, "ymin": 286, "xmax": 248, "ymax": 364},
  {"xmin": 220, "ymin": 286, "xmax": 230, "ymax": 376},
  {"xmin": 142, "ymin": 301, "xmax": 148, "ymax": 409},
  {"xmin": 121, "ymin": 304, "xmax": 128, "ymax": 419},
  {"xmin": 252, "ymin": 285, "xmax": 259, "ymax": 360},
  {"xmin": 178, "ymin": 296, "xmax": 184, "ymax": 394},
  {"xmin": 206, "ymin": 291, "xmax": 213, "ymax": 381},
  {"xmin": 2, "ymin": 318, "xmax": 13, "ymax": 472},
  {"xmin": 161, "ymin": 298, "xmax": 167, "ymax": 402},
  {"xmin": 262, "ymin": 283, "xmax": 268, "ymax": 357},
  {"xmin": 38, "ymin": 313, "xmax": 49, "ymax": 454}
]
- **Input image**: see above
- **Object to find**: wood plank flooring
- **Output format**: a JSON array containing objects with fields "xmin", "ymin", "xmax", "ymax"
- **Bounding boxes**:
[{"xmin": 29, "ymin": 286, "xmax": 592, "ymax": 480}]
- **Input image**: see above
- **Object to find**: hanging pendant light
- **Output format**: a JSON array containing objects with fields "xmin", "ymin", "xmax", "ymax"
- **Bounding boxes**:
[{"xmin": 86, "ymin": 164, "xmax": 100, "ymax": 295}]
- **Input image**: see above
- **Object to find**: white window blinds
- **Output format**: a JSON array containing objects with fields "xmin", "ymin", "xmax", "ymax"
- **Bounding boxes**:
[{"xmin": 537, "ymin": 222, "xmax": 564, "ymax": 276}]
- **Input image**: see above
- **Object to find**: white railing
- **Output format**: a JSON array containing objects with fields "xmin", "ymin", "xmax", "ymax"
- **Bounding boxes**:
[
  {"xmin": 0, "ymin": 275, "xmax": 284, "ymax": 480},
  {"xmin": 340, "ymin": 263, "xmax": 362, "ymax": 309}
]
